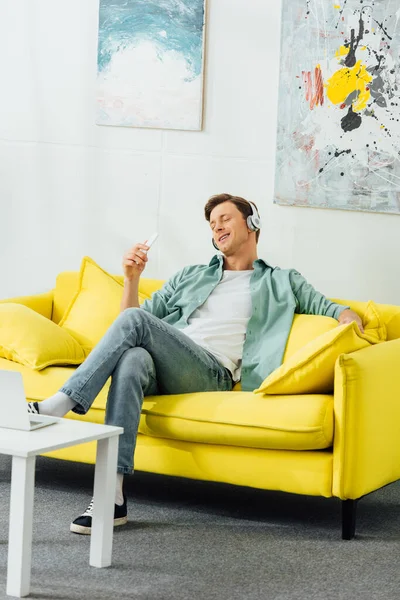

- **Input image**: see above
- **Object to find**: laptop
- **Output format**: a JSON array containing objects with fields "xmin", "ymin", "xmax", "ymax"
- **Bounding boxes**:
[{"xmin": 0, "ymin": 370, "xmax": 60, "ymax": 431}]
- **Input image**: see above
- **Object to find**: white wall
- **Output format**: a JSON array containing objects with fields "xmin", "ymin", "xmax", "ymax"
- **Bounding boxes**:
[{"xmin": 0, "ymin": 0, "xmax": 399, "ymax": 304}]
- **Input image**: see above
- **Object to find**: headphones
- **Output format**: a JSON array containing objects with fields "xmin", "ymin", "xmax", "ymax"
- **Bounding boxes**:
[{"xmin": 212, "ymin": 201, "xmax": 262, "ymax": 250}]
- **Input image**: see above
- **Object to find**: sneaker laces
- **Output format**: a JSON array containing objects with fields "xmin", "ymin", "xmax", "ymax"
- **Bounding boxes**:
[
  {"xmin": 27, "ymin": 402, "xmax": 39, "ymax": 414},
  {"xmin": 81, "ymin": 498, "xmax": 94, "ymax": 518}
]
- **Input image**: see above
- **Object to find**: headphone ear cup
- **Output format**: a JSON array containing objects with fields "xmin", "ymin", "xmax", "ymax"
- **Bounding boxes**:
[
  {"xmin": 247, "ymin": 216, "xmax": 257, "ymax": 232},
  {"xmin": 247, "ymin": 201, "xmax": 261, "ymax": 231}
]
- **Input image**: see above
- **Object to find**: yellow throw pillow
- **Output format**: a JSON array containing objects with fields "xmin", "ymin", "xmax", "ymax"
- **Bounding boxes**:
[
  {"xmin": 0, "ymin": 303, "xmax": 86, "ymax": 370},
  {"xmin": 59, "ymin": 256, "xmax": 147, "ymax": 352},
  {"xmin": 255, "ymin": 301, "xmax": 386, "ymax": 396},
  {"xmin": 360, "ymin": 300, "xmax": 387, "ymax": 344},
  {"xmin": 282, "ymin": 300, "xmax": 385, "ymax": 360},
  {"xmin": 283, "ymin": 315, "xmax": 338, "ymax": 361}
]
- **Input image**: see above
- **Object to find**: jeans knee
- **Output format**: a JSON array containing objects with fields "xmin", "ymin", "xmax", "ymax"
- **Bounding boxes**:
[
  {"xmin": 116, "ymin": 306, "xmax": 146, "ymax": 334},
  {"xmin": 120, "ymin": 306, "xmax": 142, "ymax": 323},
  {"xmin": 114, "ymin": 347, "xmax": 155, "ymax": 379}
]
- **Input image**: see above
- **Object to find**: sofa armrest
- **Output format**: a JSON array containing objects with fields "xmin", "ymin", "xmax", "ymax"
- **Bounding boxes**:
[
  {"xmin": 333, "ymin": 339, "xmax": 400, "ymax": 500},
  {"xmin": 0, "ymin": 290, "xmax": 54, "ymax": 320}
]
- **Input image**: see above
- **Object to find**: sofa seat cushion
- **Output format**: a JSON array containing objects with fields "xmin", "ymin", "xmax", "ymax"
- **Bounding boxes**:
[
  {"xmin": 3, "ymin": 358, "xmax": 333, "ymax": 451},
  {"xmin": 0, "ymin": 359, "xmax": 109, "ymax": 411},
  {"xmin": 139, "ymin": 392, "xmax": 333, "ymax": 451}
]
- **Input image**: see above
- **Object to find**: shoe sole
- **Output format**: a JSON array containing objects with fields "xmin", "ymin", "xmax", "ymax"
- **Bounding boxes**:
[{"xmin": 70, "ymin": 516, "xmax": 128, "ymax": 535}]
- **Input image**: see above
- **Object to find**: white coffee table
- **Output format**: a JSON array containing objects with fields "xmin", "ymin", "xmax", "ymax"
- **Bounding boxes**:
[{"xmin": 0, "ymin": 418, "xmax": 123, "ymax": 598}]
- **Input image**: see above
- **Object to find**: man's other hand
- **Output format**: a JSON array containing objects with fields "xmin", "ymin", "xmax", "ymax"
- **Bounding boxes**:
[{"xmin": 338, "ymin": 309, "xmax": 364, "ymax": 333}]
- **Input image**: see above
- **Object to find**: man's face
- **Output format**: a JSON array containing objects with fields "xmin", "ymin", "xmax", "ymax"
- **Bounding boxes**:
[{"xmin": 209, "ymin": 201, "xmax": 252, "ymax": 256}]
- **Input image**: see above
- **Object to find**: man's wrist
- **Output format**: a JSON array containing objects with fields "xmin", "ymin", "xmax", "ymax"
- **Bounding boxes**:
[
  {"xmin": 124, "ymin": 276, "xmax": 139, "ymax": 285},
  {"xmin": 337, "ymin": 306, "xmax": 351, "ymax": 320}
]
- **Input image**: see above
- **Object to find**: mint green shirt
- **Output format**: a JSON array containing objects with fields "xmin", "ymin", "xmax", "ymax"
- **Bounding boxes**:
[{"xmin": 141, "ymin": 254, "xmax": 348, "ymax": 391}]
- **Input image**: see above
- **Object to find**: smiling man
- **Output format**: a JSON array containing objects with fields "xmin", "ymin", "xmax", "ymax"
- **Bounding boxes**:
[{"xmin": 28, "ymin": 192, "xmax": 362, "ymax": 534}]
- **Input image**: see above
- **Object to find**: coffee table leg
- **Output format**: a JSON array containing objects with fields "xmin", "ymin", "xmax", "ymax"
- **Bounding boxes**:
[
  {"xmin": 7, "ymin": 456, "xmax": 36, "ymax": 598},
  {"xmin": 90, "ymin": 436, "xmax": 118, "ymax": 568}
]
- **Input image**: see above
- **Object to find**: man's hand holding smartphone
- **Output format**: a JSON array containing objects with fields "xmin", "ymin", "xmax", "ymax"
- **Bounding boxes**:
[{"xmin": 122, "ymin": 233, "xmax": 158, "ymax": 281}]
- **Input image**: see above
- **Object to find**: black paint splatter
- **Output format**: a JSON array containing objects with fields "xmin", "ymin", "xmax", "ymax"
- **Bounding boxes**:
[
  {"xmin": 341, "ymin": 106, "xmax": 362, "ymax": 132},
  {"xmin": 335, "ymin": 149, "xmax": 352, "ymax": 158},
  {"xmin": 372, "ymin": 18, "xmax": 393, "ymax": 41},
  {"xmin": 366, "ymin": 49, "xmax": 385, "ymax": 74},
  {"xmin": 344, "ymin": 12, "xmax": 365, "ymax": 67},
  {"xmin": 335, "ymin": 0, "xmax": 348, "ymax": 30},
  {"xmin": 318, "ymin": 149, "xmax": 352, "ymax": 174}
]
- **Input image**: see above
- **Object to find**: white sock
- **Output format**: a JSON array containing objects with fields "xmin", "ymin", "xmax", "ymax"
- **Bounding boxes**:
[
  {"xmin": 38, "ymin": 392, "xmax": 77, "ymax": 417},
  {"xmin": 115, "ymin": 473, "xmax": 124, "ymax": 506}
]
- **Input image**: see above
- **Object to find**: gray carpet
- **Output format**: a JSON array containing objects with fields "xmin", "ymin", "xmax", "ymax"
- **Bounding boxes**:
[{"xmin": 0, "ymin": 454, "xmax": 400, "ymax": 600}]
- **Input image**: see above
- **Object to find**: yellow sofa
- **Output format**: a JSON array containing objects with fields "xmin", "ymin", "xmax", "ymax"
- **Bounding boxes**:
[{"xmin": 2, "ymin": 268, "xmax": 400, "ymax": 540}]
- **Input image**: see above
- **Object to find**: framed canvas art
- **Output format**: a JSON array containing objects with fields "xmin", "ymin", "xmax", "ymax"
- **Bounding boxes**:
[
  {"xmin": 96, "ymin": 0, "xmax": 207, "ymax": 130},
  {"xmin": 275, "ymin": 0, "xmax": 400, "ymax": 214}
]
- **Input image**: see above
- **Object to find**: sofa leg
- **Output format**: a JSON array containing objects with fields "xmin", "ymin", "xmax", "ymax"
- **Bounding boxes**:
[{"xmin": 342, "ymin": 499, "xmax": 358, "ymax": 540}]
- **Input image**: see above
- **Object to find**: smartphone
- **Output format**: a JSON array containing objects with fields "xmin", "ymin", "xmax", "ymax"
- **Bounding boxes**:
[
  {"xmin": 144, "ymin": 232, "xmax": 159, "ymax": 250},
  {"xmin": 134, "ymin": 233, "xmax": 159, "ymax": 265}
]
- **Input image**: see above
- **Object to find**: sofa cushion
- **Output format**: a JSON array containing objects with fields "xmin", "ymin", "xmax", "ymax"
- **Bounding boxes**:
[
  {"xmin": 139, "ymin": 392, "xmax": 333, "ymax": 450},
  {"xmin": 58, "ymin": 256, "xmax": 148, "ymax": 352},
  {"xmin": 255, "ymin": 301, "xmax": 386, "ymax": 395},
  {"xmin": 0, "ymin": 291, "xmax": 53, "ymax": 320},
  {"xmin": 0, "ymin": 358, "xmax": 110, "ymax": 410},
  {"xmin": 52, "ymin": 270, "xmax": 164, "ymax": 325},
  {"xmin": 0, "ymin": 359, "xmax": 108, "ymax": 439},
  {"xmin": 1, "ymin": 357, "xmax": 334, "ymax": 451},
  {"xmin": 52, "ymin": 271, "xmax": 81, "ymax": 325},
  {"xmin": 0, "ymin": 304, "xmax": 86, "ymax": 371},
  {"xmin": 283, "ymin": 314, "xmax": 338, "ymax": 360}
]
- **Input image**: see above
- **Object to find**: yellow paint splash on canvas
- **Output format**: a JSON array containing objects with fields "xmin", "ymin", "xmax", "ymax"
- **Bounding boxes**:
[
  {"xmin": 335, "ymin": 45, "xmax": 350, "ymax": 59},
  {"xmin": 326, "ymin": 60, "xmax": 372, "ymax": 112}
]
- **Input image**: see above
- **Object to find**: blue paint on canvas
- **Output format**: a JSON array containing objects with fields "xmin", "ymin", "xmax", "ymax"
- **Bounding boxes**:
[
  {"xmin": 96, "ymin": 0, "xmax": 206, "ymax": 129},
  {"xmin": 98, "ymin": 0, "xmax": 204, "ymax": 80}
]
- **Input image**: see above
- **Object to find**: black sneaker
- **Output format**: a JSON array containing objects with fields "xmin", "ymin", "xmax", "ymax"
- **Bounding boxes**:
[
  {"xmin": 70, "ymin": 496, "xmax": 128, "ymax": 535},
  {"xmin": 27, "ymin": 402, "xmax": 40, "ymax": 414}
]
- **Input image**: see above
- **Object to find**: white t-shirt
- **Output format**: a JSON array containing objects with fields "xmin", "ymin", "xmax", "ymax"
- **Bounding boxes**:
[{"xmin": 181, "ymin": 270, "xmax": 253, "ymax": 382}]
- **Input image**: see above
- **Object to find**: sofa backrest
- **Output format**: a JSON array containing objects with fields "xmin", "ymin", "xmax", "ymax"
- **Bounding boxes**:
[
  {"xmin": 52, "ymin": 271, "xmax": 165, "ymax": 324},
  {"xmin": 51, "ymin": 271, "xmax": 400, "ymax": 340}
]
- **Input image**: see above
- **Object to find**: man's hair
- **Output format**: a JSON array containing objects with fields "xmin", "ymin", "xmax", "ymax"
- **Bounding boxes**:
[{"xmin": 204, "ymin": 193, "xmax": 261, "ymax": 243}]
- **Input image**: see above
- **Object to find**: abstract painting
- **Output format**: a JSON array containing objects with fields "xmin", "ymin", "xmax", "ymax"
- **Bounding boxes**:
[
  {"xmin": 96, "ymin": 0, "xmax": 207, "ymax": 130},
  {"xmin": 275, "ymin": 0, "xmax": 400, "ymax": 214}
]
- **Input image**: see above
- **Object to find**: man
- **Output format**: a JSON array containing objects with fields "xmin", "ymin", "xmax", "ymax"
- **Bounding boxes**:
[{"xmin": 28, "ymin": 193, "xmax": 362, "ymax": 534}]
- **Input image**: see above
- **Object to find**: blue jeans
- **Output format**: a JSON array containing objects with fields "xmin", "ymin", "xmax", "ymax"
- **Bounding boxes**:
[{"xmin": 60, "ymin": 308, "xmax": 233, "ymax": 474}]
